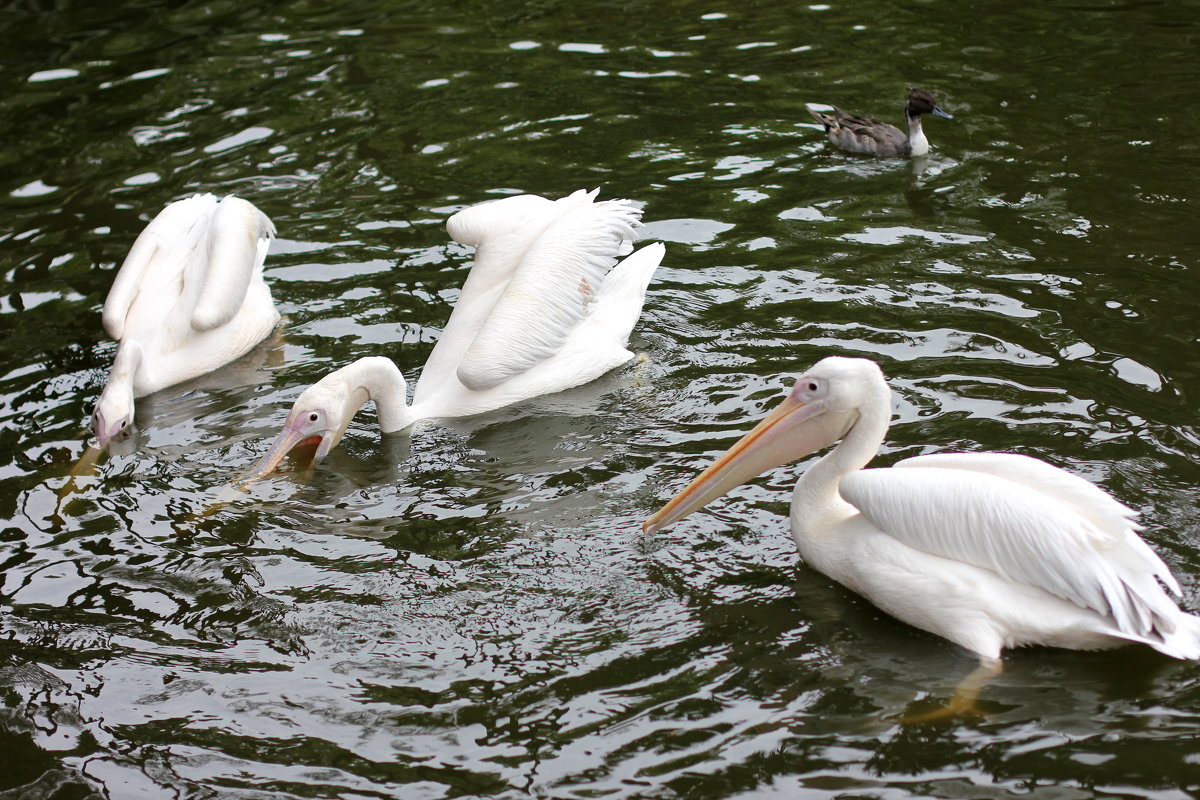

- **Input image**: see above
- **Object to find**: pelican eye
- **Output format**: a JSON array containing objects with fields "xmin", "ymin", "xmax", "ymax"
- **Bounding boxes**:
[
  {"xmin": 119, "ymin": 420, "xmax": 127, "ymax": 429},
  {"xmin": 309, "ymin": 412, "xmax": 319, "ymax": 423},
  {"xmin": 806, "ymin": 381, "xmax": 819, "ymax": 392}
]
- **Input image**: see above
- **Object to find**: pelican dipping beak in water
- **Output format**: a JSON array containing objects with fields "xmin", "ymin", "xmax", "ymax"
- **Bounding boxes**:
[
  {"xmin": 645, "ymin": 357, "xmax": 1200, "ymax": 715},
  {"xmin": 249, "ymin": 189, "xmax": 664, "ymax": 479},
  {"xmin": 93, "ymin": 193, "xmax": 278, "ymax": 448}
]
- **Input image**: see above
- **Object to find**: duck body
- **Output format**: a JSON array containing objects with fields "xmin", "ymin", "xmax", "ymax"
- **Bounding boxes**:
[
  {"xmin": 646, "ymin": 357, "xmax": 1200, "ymax": 664},
  {"xmin": 808, "ymin": 88, "xmax": 951, "ymax": 157},
  {"xmin": 251, "ymin": 189, "xmax": 664, "ymax": 474},
  {"xmin": 94, "ymin": 194, "xmax": 277, "ymax": 446}
]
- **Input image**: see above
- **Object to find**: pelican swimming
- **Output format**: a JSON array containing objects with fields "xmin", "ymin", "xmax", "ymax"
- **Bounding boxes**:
[
  {"xmin": 808, "ymin": 88, "xmax": 952, "ymax": 157},
  {"xmin": 645, "ymin": 356, "xmax": 1200, "ymax": 712},
  {"xmin": 93, "ymin": 194, "xmax": 278, "ymax": 447},
  {"xmin": 250, "ymin": 189, "xmax": 665, "ymax": 476}
]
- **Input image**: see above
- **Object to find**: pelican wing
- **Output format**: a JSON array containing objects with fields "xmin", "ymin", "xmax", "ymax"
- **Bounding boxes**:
[
  {"xmin": 453, "ymin": 193, "xmax": 641, "ymax": 391},
  {"xmin": 442, "ymin": 192, "xmax": 564, "ymax": 313},
  {"xmin": 191, "ymin": 196, "xmax": 276, "ymax": 331},
  {"xmin": 581, "ymin": 241, "xmax": 665, "ymax": 336},
  {"xmin": 102, "ymin": 223, "xmax": 160, "ymax": 341},
  {"xmin": 840, "ymin": 461, "xmax": 1182, "ymax": 639},
  {"xmin": 102, "ymin": 194, "xmax": 218, "ymax": 340},
  {"xmin": 899, "ymin": 452, "xmax": 1151, "ymax": 544},
  {"xmin": 895, "ymin": 452, "xmax": 1180, "ymax": 594},
  {"xmin": 412, "ymin": 193, "xmax": 567, "ymax": 400}
]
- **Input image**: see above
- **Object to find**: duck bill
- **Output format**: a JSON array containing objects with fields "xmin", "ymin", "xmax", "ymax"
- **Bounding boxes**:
[
  {"xmin": 643, "ymin": 393, "xmax": 840, "ymax": 535},
  {"xmin": 932, "ymin": 106, "xmax": 953, "ymax": 119}
]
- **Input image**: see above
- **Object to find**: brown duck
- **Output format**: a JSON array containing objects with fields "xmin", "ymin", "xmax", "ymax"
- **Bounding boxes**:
[{"xmin": 808, "ymin": 88, "xmax": 952, "ymax": 157}]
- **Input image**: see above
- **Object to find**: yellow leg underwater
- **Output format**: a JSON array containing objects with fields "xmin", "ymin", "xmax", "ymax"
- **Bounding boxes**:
[
  {"xmin": 900, "ymin": 658, "xmax": 1003, "ymax": 724},
  {"xmin": 52, "ymin": 443, "xmax": 106, "ymax": 522}
]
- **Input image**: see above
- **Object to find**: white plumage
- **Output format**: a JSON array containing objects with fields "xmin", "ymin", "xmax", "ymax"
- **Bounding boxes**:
[
  {"xmin": 93, "ymin": 194, "xmax": 278, "ymax": 447},
  {"xmin": 250, "ymin": 189, "xmax": 664, "ymax": 475},
  {"xmin": 644, "ymin": 356, "xmax": 1200, "ymax": 667}
]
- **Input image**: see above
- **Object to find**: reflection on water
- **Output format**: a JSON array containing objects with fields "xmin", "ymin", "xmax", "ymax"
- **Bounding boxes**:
[{"xmin": 4, "ymin": 0, "xmax": 1200, "ymax": 797}]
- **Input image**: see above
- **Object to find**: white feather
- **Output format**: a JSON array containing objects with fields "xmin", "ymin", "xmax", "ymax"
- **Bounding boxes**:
[
  {"xmin": 455, "ymin": 193, "xmax": 641, "ymax": 390},
  {"xmin": 841, "ymin": 466, "xmax": 1182, "ymax": 639},
  {"xmin": 414, "ymin": 192, "xmax": 578, "ymax": 401},
  {"xmin": 643, "ymin": 356, "xmax": 1200, "ymax": 663},
  {"xmin": 248, "ymin": 190, "xmax": 665, "ymax": 477},
  {"xmin": 93, "ymin": 193, "xmax": 278, "ymax": 445},
  {"xmin": 583, "ymin": 241, "xmax": 664, "ymax": 336},
  {"xmin": 192, "ymin": 196, "xmax": 276, "ymax": 331},
  {"xmin": 896, "ymin": 453, "xmax": 1142, "ymax": 535},
  {"xmin": 102, "ymin": 193, "xmax": 217, "ymax": 340}
]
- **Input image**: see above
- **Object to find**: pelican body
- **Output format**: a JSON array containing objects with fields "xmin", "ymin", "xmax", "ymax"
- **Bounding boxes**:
[
  {"xmin": 93, "ymin": 194, "xmax": 278, "ymax": 447},
  {"xmin": 252, "ymin": 189, "xmax": 664, "ymax": 475},
  {"xmin": 645, "ymin": 357, "xmax": 1200, "ymax": 667},
  {"xmin": 808, "ymin": 88, "xmax": 952, "ymax": 157}
]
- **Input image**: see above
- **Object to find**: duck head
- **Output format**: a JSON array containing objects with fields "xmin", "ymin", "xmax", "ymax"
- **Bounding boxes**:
[{"xmin": 906, "ymin": 88, "xmax": 953, "ymax": 120}]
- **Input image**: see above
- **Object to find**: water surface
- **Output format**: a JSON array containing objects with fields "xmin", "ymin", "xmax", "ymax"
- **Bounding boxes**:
[{"xmin": 3, "ymin": 0, "xmax": 1200, "ymax": 797}]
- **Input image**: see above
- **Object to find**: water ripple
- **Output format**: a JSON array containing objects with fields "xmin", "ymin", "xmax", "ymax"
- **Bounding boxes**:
[{"xmin": 3, "ymin": 0, "xmax": 1200, "ymax": 797}]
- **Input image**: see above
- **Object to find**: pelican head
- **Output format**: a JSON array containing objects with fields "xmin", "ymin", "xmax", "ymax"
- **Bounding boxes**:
[
  {"xmin": 250, "ymin": 371, "xmax": 369, "ymax": 477},
  {"xmin": 92, "ymin": 385, "xmax": 135, "ymax": 448},
  {"xmin": 643, "ymin": 356, "xmax": 884, "ymax": 534},
  {"xmin": 249, "ymin": 357, "xmax": 407, "ymax": 478}
]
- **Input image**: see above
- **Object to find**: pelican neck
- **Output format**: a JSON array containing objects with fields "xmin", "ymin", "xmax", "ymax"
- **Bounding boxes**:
[
  {"xmin": 796, "ymin": 383, "xmax": 891, "ymax": 506},
  {"xmin": 352, "ymin": 357, "xmax": 417, "ymax": 433}
]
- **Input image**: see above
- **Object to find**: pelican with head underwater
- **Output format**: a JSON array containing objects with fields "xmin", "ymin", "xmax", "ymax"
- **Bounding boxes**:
[
  {"xmin": 91, "ymin": 193, "xmax": 279, "ymax": 449},
  {"xmin": 57, "ymin": 193, "xmax": 279, "ymax": 512},
  {"xmin": 644, "ymin": 356, "xmax": 1200, "ymax": 717},
  {"xmin": 248, "ymin": 188, "xmax": 665, "ymax": 478}
]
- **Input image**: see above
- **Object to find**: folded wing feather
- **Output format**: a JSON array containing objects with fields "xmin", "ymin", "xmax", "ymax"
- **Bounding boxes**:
[
  {"xmin": 102, "ymin": 194, "xmax": 218, "ymax": 340},
  {"xmin": 455, "ymin": 195, "xmax": 641, "ymax": 391},
  {"xmin": 192, "ymin": 196, "xmax": 276, "ymax": 331},
  {"xmin": 840, "ymin": 463, "xmax": 1182, "ymax": 638},
  {"xmin": 894, "ymin": 452, "xmax": 1178, "ymax": 594}
]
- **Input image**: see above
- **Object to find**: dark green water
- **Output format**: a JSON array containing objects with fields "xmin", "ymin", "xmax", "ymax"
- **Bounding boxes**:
[{"xmin": 4, "ymin": 0, "xmax": 1200, "ymax": 797}]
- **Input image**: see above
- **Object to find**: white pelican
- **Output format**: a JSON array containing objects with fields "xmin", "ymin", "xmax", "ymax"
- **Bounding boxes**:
[
  {"xmin": 645, "ymin": 356, "xmax": 1200, "ymax": 713},
  {"xmin": 93, "ymin": 193, "xmax": 278, "ymax": 447},
  {"xmin": 249, "ymin": 189, "xmax": 665, "ymax": 476}
]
